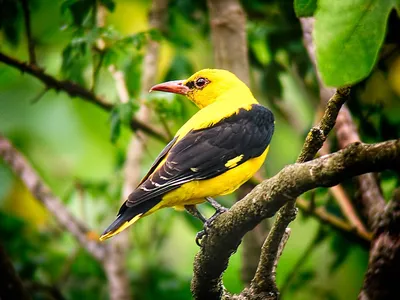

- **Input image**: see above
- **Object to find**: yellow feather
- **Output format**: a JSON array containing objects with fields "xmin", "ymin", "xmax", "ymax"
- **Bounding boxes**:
[
  {"xmin": 225, "ymin": 155, "xmax": 244, "ymax": 168},
  {"xmin": 99, "ymin": 213, "xmax": 143, "ymax": 241}
]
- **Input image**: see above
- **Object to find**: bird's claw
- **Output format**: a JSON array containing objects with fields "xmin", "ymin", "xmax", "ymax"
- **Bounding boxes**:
[
  {"xmin": 195, "ymin": 228, "xmax": 207, "ymax": 246},
  {"xmin": 195, "ymin": 207, "xmax": 228, "ymax": 247}
]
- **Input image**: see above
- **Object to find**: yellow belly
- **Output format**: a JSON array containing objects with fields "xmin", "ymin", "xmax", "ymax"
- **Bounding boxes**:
[{"xmin": 144, "ymin": 146, "xmax": 269, "ymax": 214}]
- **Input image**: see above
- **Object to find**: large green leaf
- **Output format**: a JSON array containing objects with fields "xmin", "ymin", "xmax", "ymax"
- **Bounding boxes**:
[
  {"xmin": 294, "ymin": 0, "xmax": 317, "ymax": 17},
  {"xmin": 315, "ymin": 0, "xmax": 396, "ymax": 87}
]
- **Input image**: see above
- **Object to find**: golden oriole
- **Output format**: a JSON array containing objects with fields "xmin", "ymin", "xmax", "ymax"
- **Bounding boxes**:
[{"xmin": 100, "ymin": 69, "xmax": 274, "ymax": 241}]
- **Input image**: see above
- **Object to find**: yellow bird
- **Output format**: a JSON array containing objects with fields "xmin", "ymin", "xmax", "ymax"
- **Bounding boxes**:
[{"xmin": 100, "ymin": 69, "xmax": 274, "ymax": 242}]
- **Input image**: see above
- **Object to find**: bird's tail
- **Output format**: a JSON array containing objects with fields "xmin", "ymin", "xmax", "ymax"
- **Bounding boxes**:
[{"xmin": 99, "ymin": 197, "xmax": 161, "ymax": 241}]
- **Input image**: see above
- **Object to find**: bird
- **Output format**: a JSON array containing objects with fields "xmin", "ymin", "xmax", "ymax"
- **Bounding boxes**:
[{"xmin": 100, "ymin": 69, "xmax": 275, "ymax": 244}]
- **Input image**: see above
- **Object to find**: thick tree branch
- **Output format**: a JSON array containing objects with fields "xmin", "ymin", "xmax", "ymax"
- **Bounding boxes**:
[
  {"xmin": 20, "ymin": 0, "xmax": 36, "ymax": 66},
  {"xmin": 0, "ymin": 52, "xmax": 167, "ymax": 143},
  {"xmin": 191, "ymin": 139, "xmax": 400, "ymax": 299},
  {"xmin": 0, "ymin": 136, "xmax": 107, "ymax": 262}
]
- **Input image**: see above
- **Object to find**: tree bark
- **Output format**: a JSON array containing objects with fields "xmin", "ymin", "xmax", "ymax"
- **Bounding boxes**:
[
  {"xmin": 359, "ymin": 189, "xmax": 400, "ymax": 300},
  {"xmin": 207, "ymin": 0, "xmax": 250, "ymax": 85}
]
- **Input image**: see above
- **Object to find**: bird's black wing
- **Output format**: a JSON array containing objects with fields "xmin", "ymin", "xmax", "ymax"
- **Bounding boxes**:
[
  {"xmin": 125, "ymin": 104, "xmax": 274, "ymax": 208},
  {"xmin": 137, "ymin": 136, "xmax": 178, "ymax": 186}
]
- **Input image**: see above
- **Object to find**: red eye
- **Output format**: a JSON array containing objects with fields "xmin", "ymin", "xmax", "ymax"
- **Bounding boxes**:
[{"xmin": 195, "ymin": 77, "xmax": 207, "ymax": 88}]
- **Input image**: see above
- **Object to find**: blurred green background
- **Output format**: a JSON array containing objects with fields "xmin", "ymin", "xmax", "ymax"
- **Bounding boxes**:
[{"xmin": 1, "ymin": 0, "xmax": 399, "ymax": 299}]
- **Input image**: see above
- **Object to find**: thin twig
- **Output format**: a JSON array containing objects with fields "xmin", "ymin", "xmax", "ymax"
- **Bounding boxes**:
[
  {"xmin": 0, "ymin": 52, "xmax": 168, "ymax": 143},
  {"xmin": 20, "ymin": 0, "xmax": 36, "ymax": 66},
  {"xmin": 92, "ymin": 50, "xmax": 105, "ymax": 92},
  {"xmin": 30, "ymin": 87, "xmax": 48, "ymax": 104},
  {"xmin": 329, "ymin": 184, "xmax": 369, "ymax": 235},
  {"xmin": 297, "ymin": 198, "xmax": 372, "ymax": 244}
]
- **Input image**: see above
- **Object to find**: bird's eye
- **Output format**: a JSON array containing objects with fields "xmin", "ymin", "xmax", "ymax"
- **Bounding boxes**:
[{"xmin": 195, "ymin": 77, "xmax": 207, "ymax": 88}]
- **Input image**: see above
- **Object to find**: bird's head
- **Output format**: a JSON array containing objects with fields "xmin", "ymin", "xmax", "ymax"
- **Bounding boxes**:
[{"xmin": 149, "ymin": 69, "xmax": 249, "ymax": 108}]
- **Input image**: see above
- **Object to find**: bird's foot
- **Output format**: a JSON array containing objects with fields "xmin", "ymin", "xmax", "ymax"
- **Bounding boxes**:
[
  {"xmin": 195, "ymin": 206, "xmax": 228, "ymax": 247},
  {"xmin": 205, "ymin": 196, "xmax": 228, "ymax": 212}
]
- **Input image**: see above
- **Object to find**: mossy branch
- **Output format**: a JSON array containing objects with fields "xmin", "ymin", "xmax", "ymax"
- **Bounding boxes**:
[{"xmin": 191, "ymin": 138, "xmax": 400, "ymax": 299}]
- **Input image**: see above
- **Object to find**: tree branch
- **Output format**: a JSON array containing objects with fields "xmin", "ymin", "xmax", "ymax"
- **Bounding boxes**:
[
  {"xmin": 328, "ymin": 184, "xmax": 369, "ymax": 238},
  {"xmin": 191, "ymin": 139, "xmax": 400, "ymax": 299},
  {"xmin": 0, "ymin": 136, "xmax": 107, "ymax": 262},
  {"xmin": 359, "ymin": 189, "xmax": 400, "ymax": 300},
  {"xmin": 0, "ymin": 52, "xmax": 168, "ymax": 143},
  {"xmin": 20, "ymin": 0, "xmax": 36, "ymax": 66},
  {"xmin": 206, "ymin": 0, "xmax": 250, "ymax": 85}
]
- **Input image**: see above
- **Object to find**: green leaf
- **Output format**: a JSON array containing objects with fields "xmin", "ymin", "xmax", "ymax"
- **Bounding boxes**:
[
  {"xmin": 315, "ymin": 0, "xmax": 396, "ymax": 87},
  {"xmin": 109, "ymin": 101, "xmax": 138, "ymax": 143},
  {"xmin": 61, "ymin": 0, "xmax": 92, "ymax": 27},
  {"xmin": 294, "ymin": 0, "xmax": 317, "ymax": 17},
  {"xmin": 250, "ymin": 38, "xmax": 271, "ymax": 67},
  {"xmin": 118, "ymin": 102, "xmax": 135, "ymax": 125},
  {"xmin": 61, "ymin": 41, "xmax": 89, "ymax": 85},
  {"xmin": 109, "ymin": 108, "xmax": 121, "ymax": 144}
]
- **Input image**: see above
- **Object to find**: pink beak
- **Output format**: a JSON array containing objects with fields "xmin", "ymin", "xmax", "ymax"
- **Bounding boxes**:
[{"xmin": 149, "ymin": 80, "xmax": 189, "ymax": 95}]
